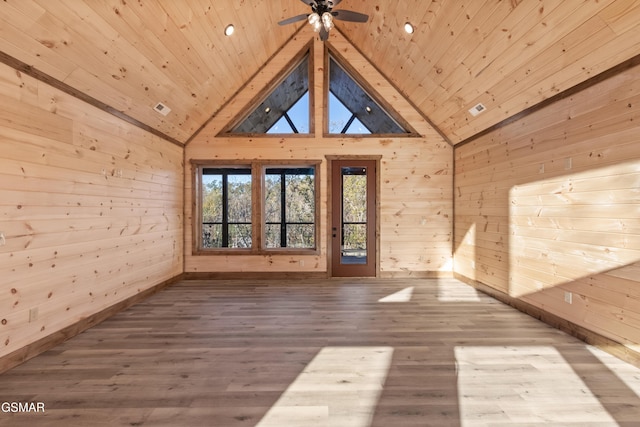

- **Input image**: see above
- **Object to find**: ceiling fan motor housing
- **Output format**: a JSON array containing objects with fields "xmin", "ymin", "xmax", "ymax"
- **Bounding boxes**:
[{"xmin": 311, "ymin": 1, "xmax": 334, "ymax": 15}]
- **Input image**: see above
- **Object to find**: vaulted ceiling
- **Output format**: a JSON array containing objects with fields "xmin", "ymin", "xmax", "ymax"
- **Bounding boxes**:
[{"xmin": 1, "ymin": 0, "xmax": 640, "ymax": 145}]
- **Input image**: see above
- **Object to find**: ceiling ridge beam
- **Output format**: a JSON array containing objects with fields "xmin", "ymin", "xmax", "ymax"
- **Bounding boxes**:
[{"xmin": 0, "ymin": 50, "xmax": 183, "ymax": 148}]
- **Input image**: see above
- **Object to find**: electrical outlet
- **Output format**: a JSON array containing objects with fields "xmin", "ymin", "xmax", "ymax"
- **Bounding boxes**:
[
  {"xmin": 539, "ymin": 163, "xmax": 545, "ymax": 174},
  {"xmin": 299, "ymin": 260, "xmax": 304, "ymax": 267},
  {"xmin": 564, "ymin": 291, "xmax": 572, "ymax": 304},
  {"xmin": 0, "ymin": 232, "xmax": 5, "ymax": 246},
  {"xmin": 29, "ymin": 307, "xmax": 39, "ymax": 322}
]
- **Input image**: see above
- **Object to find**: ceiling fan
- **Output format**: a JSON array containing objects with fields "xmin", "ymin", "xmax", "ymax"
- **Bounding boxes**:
[{"xmin": 278, "ymin": 0, "xmax": 369, "ymax": 41}]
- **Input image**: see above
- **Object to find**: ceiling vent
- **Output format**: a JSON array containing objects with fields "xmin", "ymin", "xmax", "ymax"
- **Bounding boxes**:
[
  {"xmin": 468, "ymin": 103, "xmax": 487, "ymax": 117},
  {"xmin": 153, "ymin": 102, "xmax": 171, "ymax": 116}
]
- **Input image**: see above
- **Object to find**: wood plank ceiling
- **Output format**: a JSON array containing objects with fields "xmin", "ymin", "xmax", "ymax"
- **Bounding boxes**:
[{"xmin": 1, "ymin": 0, "xmax": 639, "ymax": 145}]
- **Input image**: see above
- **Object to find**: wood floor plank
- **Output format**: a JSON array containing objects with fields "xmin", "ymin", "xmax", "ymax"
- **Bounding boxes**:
[{"xmin": 0, "ymin": 278, "xmax": 640, "ymax": 426}]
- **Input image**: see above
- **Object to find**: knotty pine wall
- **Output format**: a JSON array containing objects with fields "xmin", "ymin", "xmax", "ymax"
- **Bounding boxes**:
[
  {"xmin": 454, "ymin": 63, "xmax": 640, "ymax": 354},
  {"xmin": 0, "ymin": 62, "xmax": 184, "ymax": 359},
  {"xmin": 185, "ymin": 33, "xmax": 453, "ymax": 277}
]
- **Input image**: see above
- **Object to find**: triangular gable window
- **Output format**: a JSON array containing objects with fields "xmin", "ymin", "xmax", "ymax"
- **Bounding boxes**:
[
  {"xmin": 328, "ymin": 54, "xmax": 412, "ymax": 135},
  {"xmin": 229, "ymin": 53, "xmax": 310, "ymax": 135}
]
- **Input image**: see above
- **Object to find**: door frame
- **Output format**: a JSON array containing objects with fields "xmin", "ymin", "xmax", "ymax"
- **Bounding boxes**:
[{"xmin": 326, "ymin": 155, "xmax": 381, "ymax": 277}]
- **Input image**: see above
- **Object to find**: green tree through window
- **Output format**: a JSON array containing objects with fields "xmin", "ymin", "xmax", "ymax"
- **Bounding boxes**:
[
  {"xmin": 201, "ymin": 167, "xmax": 252, "ymax": 248},
  {"xmin": 196, "ymin": 161, "xmax": 319, "ymax": 253},
  {"xmin": 265, "ymin": 168, "xmax": 315, "ymax": 248},
  {"xmin": 342, "ymin": 167, "xmax": 367, "ymax": 256}
]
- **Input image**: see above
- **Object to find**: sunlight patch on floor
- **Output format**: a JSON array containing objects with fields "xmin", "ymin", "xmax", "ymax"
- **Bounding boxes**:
[
  {"xmin": 454, "ymin": 346, "xmax": 616, "ymax": 425},
  {"xmin": 257, "ymin": 346, "xmax": 394, "ymax": 427},
  {"xmin": 378, "ymin": 286, "xmax": 414, "ymax": 302},
  {"xmin": 437, "ymin": 279, "xmax": 482, "ymax": 302}
]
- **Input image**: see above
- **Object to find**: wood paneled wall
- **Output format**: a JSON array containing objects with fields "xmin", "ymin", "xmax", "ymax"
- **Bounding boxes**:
[
  {"xmin": 185, "ymin": 33, "xmax": 452, "ymax": 276},
  {"xmin": 454, "ymin": 63, "xmax": 640, "ymax": 354},
  {"xmin": 0, "ymin": 62, "xmax": 184, "ymax": 359}
]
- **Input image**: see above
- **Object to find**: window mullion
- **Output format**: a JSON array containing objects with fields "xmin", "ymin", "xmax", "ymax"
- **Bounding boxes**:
[
  {"xmin": 222, "ymin": 173, "xmax": 229, "ymax": 247},
  {"xmin": 283, "ymin": 111, "xmax": 299, "ymax": 134},
  {"xmin": 253, "ymin": 163, "xmax": 261, "ymax": 250},
  {"xmin": 340, "ymin": 113, "xmax": 357, "ymax": 134},
  {"xmin": 280, "ymin": 172, "xmax": 287, "ymax": 248}
]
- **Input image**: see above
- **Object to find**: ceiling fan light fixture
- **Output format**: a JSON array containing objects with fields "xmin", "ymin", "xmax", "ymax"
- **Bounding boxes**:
[
  {"xmin": 278, "ymin": 2, "xmax": 368, "ymax": 42},
  {"xmin": 308, "ymin": 13, "xmax": 322, "ymax": 32},
  {"xmin": 322, "ymin": 12, "xmax": 334, "ymax": 31},
  {"xmin": 404, "ymin": 22, "xmax": 415, "ymax": 34},
  {"xmin": 224, "ymin": 24, "xmax": 235, "ymax": 36}
]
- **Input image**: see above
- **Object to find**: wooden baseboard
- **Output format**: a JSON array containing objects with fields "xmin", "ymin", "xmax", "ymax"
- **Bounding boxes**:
[
  {"xmin": 183, "ymin": 271, "xmax": 330, "ymax": 280},
  {"xmin": 379, "ymin": 271, "xmax": 453, "ymax": 279},
  {"xmin": 184, "ymin": 271, "xmax": 452, "ymax": 280},
  {"xmin": 0, "ymin": 274, "xmax": 184, "ymax": 375},
  {"xmin": 454, "ymin": 273, "xmax": 640, "ymax": 368}
]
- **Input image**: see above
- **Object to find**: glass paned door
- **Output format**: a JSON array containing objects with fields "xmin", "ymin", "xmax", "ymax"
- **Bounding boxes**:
[{"xmin": 331, "ymin": 160, "xmax": 376, "ymax": 277}]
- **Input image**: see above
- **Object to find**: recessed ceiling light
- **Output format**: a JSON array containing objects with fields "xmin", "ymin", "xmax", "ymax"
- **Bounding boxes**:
[
  {"xmin": 404, "ymin": 22, "xmax": 415, "ymax": 34},
  {"xmin": 365, "ymin": 106, "xmax": 372, "ymax": 113},
  {"xmin": 224, "ymin": 24, "xmax": 235, "ymax": 36},
  {"xmin": 264, "ymin": 107, "xmax": 271, "ymax": 113}
]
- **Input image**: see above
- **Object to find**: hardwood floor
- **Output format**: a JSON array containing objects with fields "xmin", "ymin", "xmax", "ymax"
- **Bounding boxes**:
[{"xmin": 1, "ymin": 278, "xmax": 640, "ymax": 426}]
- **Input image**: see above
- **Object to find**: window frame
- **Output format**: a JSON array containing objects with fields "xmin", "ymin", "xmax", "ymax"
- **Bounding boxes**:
[
  {"xmin": 200, "ymin": 166, "xmax": 253, "ymax": 250},
  {"xmin": 323, "ymin": 47, "xmax": 420, "ymax": 138},
  {"xmin": 263, "ymin": 165, "xmax": 317, "ymax": 251},
  {"xmin": 192, "ymin": 159, "xmax": 321, "ymax": 256}
]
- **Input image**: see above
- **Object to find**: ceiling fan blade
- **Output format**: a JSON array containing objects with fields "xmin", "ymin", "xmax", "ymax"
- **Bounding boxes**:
[
  {"xmin": 278, "ymin": 14, "xmax": 309, "ymax": 26},
  {"xmin": 332, "ymin": 9, "xmax": 369, "ymax": 23},
  {"xmin": 327, "ymin": 0, "xmax": 343, "ymax": 6}
]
